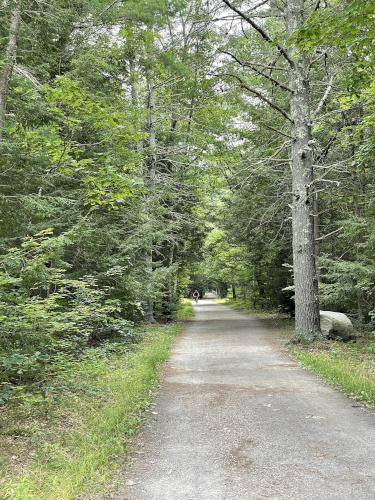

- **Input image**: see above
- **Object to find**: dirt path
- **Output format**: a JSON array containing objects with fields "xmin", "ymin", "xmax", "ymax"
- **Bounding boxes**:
[{"xmin": 117, "ymin": 300, "xmax": 375, "ymax": 499}]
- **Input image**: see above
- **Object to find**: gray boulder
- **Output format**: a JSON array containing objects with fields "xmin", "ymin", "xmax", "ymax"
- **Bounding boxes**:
[{"xmin": 320, "ymin": 311, "xmax": 356, "ymax": 341}]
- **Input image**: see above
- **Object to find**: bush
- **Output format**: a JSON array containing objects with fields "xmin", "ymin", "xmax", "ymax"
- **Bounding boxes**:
[{"xmin": 0, "ymin": 230, "xmax": 134, "ymax": 398}]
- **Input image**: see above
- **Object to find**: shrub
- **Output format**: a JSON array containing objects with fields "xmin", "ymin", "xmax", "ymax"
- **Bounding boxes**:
[{"xmin": 0, "ymin": 230, "xmax": 134, "ymax": 398}]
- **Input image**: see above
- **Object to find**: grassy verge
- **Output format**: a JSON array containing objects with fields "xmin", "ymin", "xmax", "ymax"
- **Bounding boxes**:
[
  {"xmin": 0, "ymin": 324, "xmax": 181, "ymax": 499},
  {"xmin": 174, "ymin": 298, "xmax": 194, "ymax": 321},
  {"xmin": 293, "ymin": 343, "xmax": 375, "ymax": 407},
  {"xmin": 216, "ymin": 297, "xmax": 282, "ymax": 319},
  {"xmin": 221, "ymin": 297, "xmax": 375, "ymax": 407}
]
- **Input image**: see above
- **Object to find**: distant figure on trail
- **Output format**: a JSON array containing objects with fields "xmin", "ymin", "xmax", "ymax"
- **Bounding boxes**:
[{"xmin": 192, "ymin": 290, "xmax": 200, "ymax": 304}]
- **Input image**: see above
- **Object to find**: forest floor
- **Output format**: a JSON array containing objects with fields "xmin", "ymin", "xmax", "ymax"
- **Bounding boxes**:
[
  {"xmin": 111, "ymin": 299, "xmax": 375, "ymax": 499},
  {"xmin": 223, "ymin": 298, "xmax": 375, "ymax": 408},
  {"xmin": 0, "ymin": 321, "xmax": 185, "ymax": 499}
]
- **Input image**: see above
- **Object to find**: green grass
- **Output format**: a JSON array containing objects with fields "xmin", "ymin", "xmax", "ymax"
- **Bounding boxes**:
[
  {"xmin": 174, "ymin": 298, "xmax": 194, "ymax": 321},
  {"xmin": 217, "ymin": 297, "xmax": 281, "ymax": 319},
  {"xmin": 0, "ymin": 324, "xmax": 181, "ymax": 500},
  {"xmin": 293, "ymin": 343, "xmax": 375, "ymax": 407},
  {"xmin": 219, "ymin": 297, "xmax": 375, "ymax": 407}
]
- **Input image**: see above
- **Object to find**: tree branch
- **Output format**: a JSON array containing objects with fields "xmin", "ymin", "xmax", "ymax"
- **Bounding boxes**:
[
  {"xmin": 311, "ymin": 178, "xmax": 340, "ymax": 187},
  {"xmin": 14, "ymin": 65, "xmax": 42, "ymax": 89},
  {"xmin": 221, "ymin": 50, "xmax": 293, "ymax": 93},
  {"xmin": 221, "ymin": 0, "xmax": 295, "ymax": 68},
  {"xmin": 248, "ymin": 0, "xmax": 271, "ymax": 11},
  {"xmin": 313, "ymin": 75, "xmax": 335, "ymax": 117},
  {"xmin": 220, "ymin": 72, "xmax": 293, "ymax": 123},
  {"xmin": 262, "ymin": 123, "xmax": 292, "ymax": 139},
  {"xmin": 315, "ymin": 226, "xmax": 344, "ymax": 241},
  {"xmin": 97, "ymin": 0, "xmax": 122, "ymax": 17}
]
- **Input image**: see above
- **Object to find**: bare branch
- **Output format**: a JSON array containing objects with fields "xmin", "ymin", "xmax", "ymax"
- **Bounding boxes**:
[
  {"xmin": 220, "ymin": 72, "xmax": 293, "ymax": 122},
  {"xmin": 262, "ymin": 123, "xmax": 292, "ymax": 139},
  {"xmin": 13, "ymin": 65, "xmax": 42, "ymax": 89},
  {"xmin": 315, "ymin": 226, "xmax": 344, "ymax": 241},
  {"xmin": 309, "ymin": 50, "xmax": 327, "ymax": 68},
  {"xmin": 221, "ymin": 0, "xmax": 295, "ymax": 68},
  {"xmin": 248, "ymin": 0, "xmax": 271, "ymax": 11},
  {"xmin": 221, "ymin": 50, "xmax": 293, "ymax": 93},
  {"xmin": 311, "ymin": 178, "xmax": 340, "ymax": 187},
  {"xmin": 313, "ymin": 75, "xmax": 335, "ymax": 117},
  {"xmin": 228, "ymin": 61, "xmax": 286, "ymax": 71}
]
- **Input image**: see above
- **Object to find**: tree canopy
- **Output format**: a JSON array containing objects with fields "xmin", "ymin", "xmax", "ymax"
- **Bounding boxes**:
[{"xmin": 0, "ymin": 0, "xmax": 374, "ymax": 394}]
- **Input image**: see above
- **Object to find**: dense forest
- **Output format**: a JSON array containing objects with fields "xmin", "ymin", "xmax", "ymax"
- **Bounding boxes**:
[{"xmin": 0, "ymin": 0, "xmax": 374, "ymax": 396}]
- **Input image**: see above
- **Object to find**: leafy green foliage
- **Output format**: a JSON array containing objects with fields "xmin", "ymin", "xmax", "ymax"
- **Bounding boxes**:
[
  {"xmin": 0, "ymin": 231, "xmax": 134, "ymax": 393},
  {"xmin": 0, "ymin": 323, "xmax": 181, "ymax": 499},
  {"xmin": 0, "ymin": 0, "xmax": 217, "ymax": 402}
]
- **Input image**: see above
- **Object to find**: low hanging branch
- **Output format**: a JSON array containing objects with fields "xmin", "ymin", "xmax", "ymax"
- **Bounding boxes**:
[{"xmin": 221, "ymin": 0, "xmax": 295, "ymax": 68}]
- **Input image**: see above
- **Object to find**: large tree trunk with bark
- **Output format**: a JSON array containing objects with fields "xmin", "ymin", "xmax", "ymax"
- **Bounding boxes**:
[
  {"xmin": 286, "ymin": 0, "xmax": 321, "ymax": 340},
  {"xmin": 0, "ymin": 0, "xmax": 21, "ymax": 141}
]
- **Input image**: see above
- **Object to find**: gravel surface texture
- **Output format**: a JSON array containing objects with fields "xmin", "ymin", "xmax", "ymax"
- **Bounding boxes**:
[{"xmin": 117, "ymin": 299, "xmax": 375, "ymax": 500}]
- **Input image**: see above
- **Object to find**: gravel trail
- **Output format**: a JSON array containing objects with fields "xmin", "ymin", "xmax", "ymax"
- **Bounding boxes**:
[{"xmin": 117, "ymin": 299, "xmax": 375, "ymax": 500}]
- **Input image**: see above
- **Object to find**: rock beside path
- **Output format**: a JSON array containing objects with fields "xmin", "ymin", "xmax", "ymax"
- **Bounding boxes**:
[{"xmin": 320, "ymin": 311, "xmax": 356, "ymax": 340}]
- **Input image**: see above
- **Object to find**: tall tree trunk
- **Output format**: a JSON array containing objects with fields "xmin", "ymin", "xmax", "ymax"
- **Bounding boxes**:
[
  {"xmin": 129, "ymin": 57, "xmax": 143, "ymax": 154},
  {"xmin": 349, "ymin": 112, "xmax": 367, "ymax": 323},
  {"xmin": 146, "ymin": 75, "xmax": 157, "ymax": 178},
  {"xmin": 128, "ymin": 55, "xmax": 156, "ymax": 321},
  {"xmin": 0, "ymin": 0, "xmax": 21, "ymax": 141},
  {"xmin": 286, "ymin": 0, "xmax": 321, "ymax": 339},
  {"xmin": 144, "ymin": 73, "xmax": 156, "ymax": 323},
  {"xmin": 162, "ymin": 242, "xmax": 175, "ymax": 321}
]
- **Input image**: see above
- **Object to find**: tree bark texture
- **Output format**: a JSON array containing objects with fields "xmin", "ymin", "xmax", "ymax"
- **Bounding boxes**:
[{"xmin": 286, "ymin": 0, "xmax": 321, "ymax": 338}]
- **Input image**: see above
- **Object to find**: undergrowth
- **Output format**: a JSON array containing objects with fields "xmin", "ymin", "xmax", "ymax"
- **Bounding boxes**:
[
  {"xmin": 0, "ymin": 324, "xmax": 181, "ymax": 499},
  {"xmin": 174, "ymin": 298, "xmax": 194, "ymax": 321}
]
